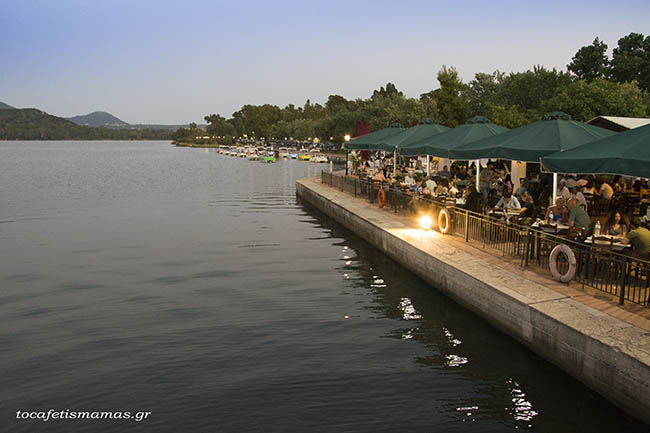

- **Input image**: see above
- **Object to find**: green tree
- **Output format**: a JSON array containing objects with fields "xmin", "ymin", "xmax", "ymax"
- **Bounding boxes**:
[
  {"xmin": 499, "ymin": 66, "xmax": 573, "ymax": 116},
  {"xmin": 567, "ymin": 37, "xmax": 610, "ymax": 82},
  {"xmin": 485, "ymin": 104, "xmax": 531, "ymax": 128},
  {"xmin": 610, "ymin": 32, "xmax": 650, "ymax": 92},
  {"xmin": 204, "ymin": 114, "xmax": 234, "ymax": 136},
  {"xmin": 431, "ymin": 66, "xmax": 469, "ymax": 127},
  {"xmin": 463, "ymin": 71, "xmax": 505, "ymax": 117},
  {"xmin": 544, "ymin": 78, "xmax": 648, "ymax": 121}
]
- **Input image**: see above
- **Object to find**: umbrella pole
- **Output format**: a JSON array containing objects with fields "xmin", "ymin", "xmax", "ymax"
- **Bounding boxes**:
[
  {"xmin": 475, "ymin": 160, "xmax": 480, "ymax": 192},
  {"xmin": 393, "ymin": 149, "xmax": 397, "ymax": 178},
  {"xmin": 345, "ymin": 150, "xmax": 349, "ymax": 176},
  {"xmin": 426, "ymin": 155, "xmax": 430, "ymax": 176},
  {"xmin": 552, "ymin": 172, "xmax": 557, "ymax": 206}
]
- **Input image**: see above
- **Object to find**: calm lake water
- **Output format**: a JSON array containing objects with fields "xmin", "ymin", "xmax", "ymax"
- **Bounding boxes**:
[{"xmin": 0, "ymin": 141, "xmax": 646, "ymax": 432}]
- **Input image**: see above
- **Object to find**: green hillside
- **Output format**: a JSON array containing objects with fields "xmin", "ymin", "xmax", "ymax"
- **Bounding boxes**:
[
  {"xmin": 66, "ymin": 111, "xmax": 129, "ymax": 127},
  {"xmin": 0, "ymin": 109, "xmax": 172, "ymax": 140}
]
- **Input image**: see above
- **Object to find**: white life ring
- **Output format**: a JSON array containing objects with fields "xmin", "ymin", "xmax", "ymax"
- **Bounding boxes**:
[
  {"xmin": 549, "ymin": 244, "xmax": 576, "ymax": 283},
  {"xmin": 438, "ymin": 208, "xmax": 451, "ymax": 234}
]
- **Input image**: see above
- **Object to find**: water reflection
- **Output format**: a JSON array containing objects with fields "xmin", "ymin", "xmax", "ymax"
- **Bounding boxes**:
[{"xmin": 298, "ymin": 199, "xmax": 648, "ymax": 432}]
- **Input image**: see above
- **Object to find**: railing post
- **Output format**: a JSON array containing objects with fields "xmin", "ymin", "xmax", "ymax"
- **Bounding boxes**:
[
  {"xmin": 464, "ymin": 211, "xmax": 469, "ymax": 242},
  {"xmin": 619, "ymin": 260, "xmax": 627, "ymax": 305}
]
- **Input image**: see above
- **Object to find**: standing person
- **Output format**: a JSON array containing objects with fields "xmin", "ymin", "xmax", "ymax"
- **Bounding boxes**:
[
  {"xmin": 558, "ymin": 180, "xmax": 571, "ymax": 200},
  {"xmin": 623, "ymin": 218, "xmax": 650, "ymax": 259},
  {"xmin": 479, "ymin": 164, "xmax": 492, "ymax": 202}
]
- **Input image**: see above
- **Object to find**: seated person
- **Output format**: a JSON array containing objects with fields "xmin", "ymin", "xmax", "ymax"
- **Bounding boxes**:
[
  {"xmin": 582, "ymin": 180, "xmax": 597, "ymax": 196},
  {"xmin": 518, "ymin": 191, "xmax": 535, "ymax": 218},
  {"xmin": 435, "ymin": 180, "xmax": 449, "ymax": 196},
  {"xmin": 623, "ymin": 218, "xmax": 650, "ymax": 259},
  {"xmin": 570, "ymin": 186, "xmax": 588, "ymax": 210},
  {"xmin": 403, "ymin": 173, "xmax": 416, "ymax": 186},
  {"xmin": 411, "ymin": 177, "xmax": 424, "ymax": 194},
  {"xmin": 373, "ymin": 169, "xmax": 386, "ymax": 183},
  {"xmin": 456, "ymin": 167, "xmax": 469, "ymax": 180},
  {"xmin": 603, "ymin": 210, "xmax": 628, "ymax": 237},
  {"xmin": 448, "ymin": 182, "xmax": 459, "ymax": 197},
  {"xmin": 438, "ymin": 165, "xmax": 451, "ymax": 177},
  {"xmin": 567, "ymin": 198, "xmax": 591, "ymax": 234},
  {"xmin": 598, "ymin": 180, "xmax": 614, "ymax": 200},
  {"xmin": 494, "ymin": 190, "xmax": 521, "ymax": 210},
  {"xmin": 463, "ymin": 186, "xmax": 482, "ymax": 213},
  {"xmin": 515, "ymin": 179, "xmax": 528, "ymax": 197},
  {"xmin": 545, "ymin": 198, "xmax": 568, "ymax": 223},
  {"xmin": 424, "ymin": 176, "xmax": 437, "ymax": 195}
]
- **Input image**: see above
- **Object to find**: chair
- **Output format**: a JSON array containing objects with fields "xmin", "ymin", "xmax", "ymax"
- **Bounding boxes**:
[{"xmin": 567, "ymin": 227, "xmax": 585, "ymax": 241}]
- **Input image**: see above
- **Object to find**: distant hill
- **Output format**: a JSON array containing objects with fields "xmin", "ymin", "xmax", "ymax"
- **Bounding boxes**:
[
  {"xmin": 0, "ymin": 109, "xmax": 172, "ymax": 140},
  {"xmin": 0, "ymin": 101, "xmax": 15, "ymax": 109},
  {"xmin": 66, "ymin": 110, "xmax": 203, "ymax": 130},
  {"xmin": 66, "ymin": 111, "xmax": 129, "ymax": 127}
]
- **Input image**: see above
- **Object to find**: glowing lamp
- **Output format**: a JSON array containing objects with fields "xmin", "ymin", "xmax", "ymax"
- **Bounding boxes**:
[{"xmin": 419, "ymin": 215, "xmax": 433, "ymax": 230}]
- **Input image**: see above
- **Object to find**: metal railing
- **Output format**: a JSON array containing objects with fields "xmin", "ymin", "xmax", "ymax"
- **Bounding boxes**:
[{"xmin": 321, "ymin": 171, "xmax": 650, "ymax": 306}]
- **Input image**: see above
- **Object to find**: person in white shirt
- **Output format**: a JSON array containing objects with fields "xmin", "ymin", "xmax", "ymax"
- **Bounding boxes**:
[
  {"xmin": 570, "ymin": 186, "xmax": 588, "ymax": 210},
  {"xmin": 404, "ymin": 174, "xmax": 415, "ymax": 186},
  {"xmin": 495, "ymin": 191, "xmax": 521, "ymax": 209},
  {"xmin": 448, "ymin": 182, "xmax": 459, "ymax": 197},
  {"xmin": 424, "ymin": 177, "xmax": 437, "ymax": 195},
  {"xmin": 558, "ymin": 180, "xmax": 571, "ymax": 200},
  {"xmin": 599, "ymin": 181, "xmax": 614, "ymax": 200}
]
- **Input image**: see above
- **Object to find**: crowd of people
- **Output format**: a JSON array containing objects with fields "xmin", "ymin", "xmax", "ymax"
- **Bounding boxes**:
[{"xmin": 355, "ymin": 154, "xmax": 650, "ymax": 259}]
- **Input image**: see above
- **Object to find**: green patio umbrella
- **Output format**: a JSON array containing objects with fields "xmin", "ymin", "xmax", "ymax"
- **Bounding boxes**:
[
  {"xmin": 448, "ymin": 112, "xmax": 616, "ymax": 162},
  {"xmin": 400, "ymin": 116, "xmax": 508, "ymax": 157},
  {"xmin": 343, "ymin": 123, "xmax": 404, "ymax": 150},
  {"xmin": 375, "ymin": 118, "xmax": 449, "ymax": 153},
  {"xmin": 541, "ymin": 122, "xmax": 650, "ymax": 179}
]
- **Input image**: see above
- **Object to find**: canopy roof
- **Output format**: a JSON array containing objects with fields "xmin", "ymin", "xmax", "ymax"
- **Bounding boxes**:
[
  {"xmin": 400, "ymin": 116, "xmax": 508, "ymax": 157},
  {"xmin": 375, "ymin": 118, "xmax": 449, "ymax": 152},
  {"xmin": 448, "ymin": 112, "xmax": 616, "ymax": 162},
  {"xmin": 541, "ymin": 122, "xmax": 650, "ymax": 179},
  {"xmin": 343, "ymin": 123, "xmax": 404, "ymax": 150}
]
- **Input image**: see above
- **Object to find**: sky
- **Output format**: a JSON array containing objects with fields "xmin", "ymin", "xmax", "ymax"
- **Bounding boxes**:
[{"xmin": 1, "ymin": 0, "xmax": 649, "ymax": 124}]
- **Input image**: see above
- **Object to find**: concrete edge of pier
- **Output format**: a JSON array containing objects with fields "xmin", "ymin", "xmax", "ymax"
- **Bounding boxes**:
[{"xmin": 296, "ymin": 175, "xmax": 650, "ymax": 425}]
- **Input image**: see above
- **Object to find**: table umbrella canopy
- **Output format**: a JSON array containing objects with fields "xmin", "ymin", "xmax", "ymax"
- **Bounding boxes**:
[
  {"xmin": 400, "ymin": 116, "xmax": 508, "ymax": 157},
  {"xmin": 343, "ymin": 123, "xmax": 404, "ymax": 150},
  {"xmin": 541, "ymin": 122, "xmax": 650, "ymax": 179},
  {"xmin": 375, "ymin": 118, "xmax": 449, "ymax": 153},
  {"xmin": 448, "ymin": 112, "xmax": 616, "ymax": 162}
]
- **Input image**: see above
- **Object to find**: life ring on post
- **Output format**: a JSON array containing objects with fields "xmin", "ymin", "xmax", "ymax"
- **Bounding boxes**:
[
  {"xmin": 377, "ymin": 189, "xmax": 386, "ymax": 208},
  {"xmin": 549, "ymin": 244, "xmax": 577, "ymax": 283},
  {"xmin": 438, "ymin": 208, "xmax": 451, "ymax": 234}
]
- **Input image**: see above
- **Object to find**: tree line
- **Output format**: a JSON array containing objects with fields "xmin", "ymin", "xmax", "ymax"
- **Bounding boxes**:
[{"xmin": 172, "ymin": 32, "xmax": 650, "ymax": 145}]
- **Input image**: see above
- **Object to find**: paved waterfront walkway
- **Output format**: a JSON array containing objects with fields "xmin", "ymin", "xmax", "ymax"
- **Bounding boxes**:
[{"xmin": 302, "ymin": 176, "xmax": 650, "ymax": 332}]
